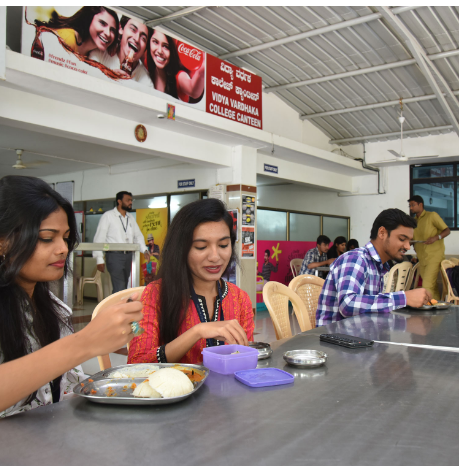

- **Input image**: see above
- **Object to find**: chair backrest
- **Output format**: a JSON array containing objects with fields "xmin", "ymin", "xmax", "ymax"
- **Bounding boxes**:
[
  {"xmin": 91, "ymin": 286, "xmax": 145, "ymax": 370},
  {"xmin": 440, "ymin": 260, "xmax": 459, "ymax": 304},
  {"xmin": 384, "ymin": 262, "xmax": 413, "ymax": 292},
  {"xmin": 289, "ymin": 258, "xmax": 304, "ymax": 278},
  {"xmin": 449, "ymin": 257, "xmax": 459, "ymax": 265},
  {"xmin": 405, "ymin": 262, "xmax": 421, "ymax": 291},
  {"xmin": 288, "ymin": 274, "xmax": 324, "ymax": 330},
  {"xmin": 263, "ymin": 282, "xmax": 312, "ymax": 340}
]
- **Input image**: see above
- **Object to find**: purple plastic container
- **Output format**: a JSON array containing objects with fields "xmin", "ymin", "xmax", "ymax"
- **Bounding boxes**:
[
  {"xmin": 234, "ymin": 368, "xmax": 294, "ymax": 388},
  {"xmin": 202, "ymin": 344, "xmax": 258, "ymax": 375}
]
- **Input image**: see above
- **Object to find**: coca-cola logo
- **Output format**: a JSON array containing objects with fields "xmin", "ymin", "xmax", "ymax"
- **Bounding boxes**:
[{"xmin": 177, "ymin": 41, "xmax": 203, "ymax": 71}]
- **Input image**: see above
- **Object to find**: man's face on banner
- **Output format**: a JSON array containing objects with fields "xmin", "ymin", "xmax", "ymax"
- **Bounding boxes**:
[{"xmin": 119, "ymin": 18, "xmax": 148, "ymax": 63}]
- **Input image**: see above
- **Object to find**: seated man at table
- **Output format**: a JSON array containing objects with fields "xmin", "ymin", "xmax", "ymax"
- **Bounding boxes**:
[
  {"xmin": 316, "ymin": 209, "xmax": 431, "ymax": 326},
  {"xmin": 300, "ymin": 235, "xmax": 336, "ymax": 276}
]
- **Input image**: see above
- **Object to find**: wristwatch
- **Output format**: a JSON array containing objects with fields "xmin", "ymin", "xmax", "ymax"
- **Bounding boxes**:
[{"xmin": 438, "ymin": 234, "xmax": 442, "ymax": 240}]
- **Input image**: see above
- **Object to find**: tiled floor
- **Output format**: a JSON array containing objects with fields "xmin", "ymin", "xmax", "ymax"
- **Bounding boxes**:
[{"xmin": 75, "ymin": 299, "xmax": 302, "ymax": 375}]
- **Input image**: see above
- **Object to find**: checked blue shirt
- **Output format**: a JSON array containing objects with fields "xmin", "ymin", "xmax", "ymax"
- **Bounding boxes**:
[
  {"xmin": 300, "ymin": 246, "xmax": 327, "ymax": 276},
  {"xmin": 316, "ymin": 241, "xmax": 407, "ymax": 326}
]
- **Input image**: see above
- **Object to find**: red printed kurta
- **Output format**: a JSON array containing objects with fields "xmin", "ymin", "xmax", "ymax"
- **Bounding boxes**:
[{"xmin": 128, "ymin": 279, "xmax": 254, "ymax": 365}]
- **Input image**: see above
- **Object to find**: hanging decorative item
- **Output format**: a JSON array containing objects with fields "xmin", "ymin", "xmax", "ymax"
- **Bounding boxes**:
[
  {"xmin": 135, "ymin": 124, "xmax": 147, "ymax": 143},
  {"xmin": 167, "ymin": 104, "xmax": 176, "ymax": 120}
]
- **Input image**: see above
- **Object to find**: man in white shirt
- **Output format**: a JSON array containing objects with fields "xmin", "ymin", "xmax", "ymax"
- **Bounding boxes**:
[
  {"xmin": 93, "ymin": 191, "xmax": 149, "ymax": 293},
  {"xmin": 89, "ymin": 16, "xmax": 151, "ymax": 85}
]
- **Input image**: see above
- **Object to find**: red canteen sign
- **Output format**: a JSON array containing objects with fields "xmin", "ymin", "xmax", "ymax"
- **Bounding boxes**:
[
  {"xmin": 206, "ymin": 54, "xmax": 262, "ymax": 129},
  {"xmin": 177, "ymin": 41, "xmax": 204, "ymax": 71}
]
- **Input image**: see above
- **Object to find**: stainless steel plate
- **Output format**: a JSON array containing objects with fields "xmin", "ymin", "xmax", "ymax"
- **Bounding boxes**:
[
  {"xmin": 73, "ymin": 363, "xmax": 209, "ymax": 405},
  {"xmin": 249, "ymin": 342, "xmax": 273, "ymax": 360},
  {"xmin": 283, "ymin": 350, "xmax": 327, "ymax": 368},
  {"xmin": 411, "ymin": 302, "xmax": 453, "ymax": 311}
]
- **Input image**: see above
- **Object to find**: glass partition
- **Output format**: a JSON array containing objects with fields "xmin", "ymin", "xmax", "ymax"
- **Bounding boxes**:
[
  {"xmin": 257, "ymin": 209, "xmax": 287, "ymax": 241},
  {"xmin": 170, "ymin": 193, "xmax": 200, "ymax": 223},
  {"xmin": 132, "ymin": 196, "xmax": 167, "ymax": 209},
  {"xmin": 322, "ymin": 216, "xmax": 349, "ymax": 242},
  {"xmin": 289, "ymin": 213, "xmax": 321, "ymax": 241}
]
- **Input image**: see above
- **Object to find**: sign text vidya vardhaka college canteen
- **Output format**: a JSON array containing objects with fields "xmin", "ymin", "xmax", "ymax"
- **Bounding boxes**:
[{"xmin": 205, "ymin": 54, "xmax": 263, "ymax": 129}]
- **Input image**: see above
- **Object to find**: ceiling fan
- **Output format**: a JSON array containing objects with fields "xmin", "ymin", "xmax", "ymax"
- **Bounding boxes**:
[
  {"xmin": 12, "ymin": 149, "xmax": 49, "ymax": 170},
  {"xmin": 379, "ymin": 99, "xmax": 439, "ymax": 163}
]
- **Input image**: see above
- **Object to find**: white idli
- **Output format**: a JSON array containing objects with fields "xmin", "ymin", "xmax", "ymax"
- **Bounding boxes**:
[
  {"xmin": 132, "ymin": 381, "xmax": 162, "ymax": 398},
  {"xmin": 148, "ymin": 368, "xmax": 194, "ymax": 398}
]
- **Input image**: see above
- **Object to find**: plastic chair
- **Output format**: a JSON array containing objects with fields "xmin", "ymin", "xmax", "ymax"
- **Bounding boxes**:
[
  {"xmin": 77, "ymin": 268, "xmax": 103, "ymax": 306},
  {"xmin": 91, "ymin": 286, "xmax": 145, "ymax": 371},
  {"xmin": 405, "ymin": 262, "xmax": 421, "ymax": 291},
  {"xmin": 384, "ymin": 262, "xmax": 413, "ymax": 293},
  {"xmin": 290, "ymin": 258, "xmax": 303, "ymax": 278},
  {"xmin": 449, "ymin": 257, "xmax": 459, "ymax": 265},
  {"xmin": 262, "ymin": 282, "xmax": 312, "ymax": 340},
  {"xmin": 289, "ymin": 274, "xmax": 325, "ymax": 330},
  {"xmin": 440, "ymin": 260, "xmax": 459, "ymax": 305}
]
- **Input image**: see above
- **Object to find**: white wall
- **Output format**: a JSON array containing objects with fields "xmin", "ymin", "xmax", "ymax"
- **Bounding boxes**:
[
  {"xmin": 365, "ymin": 132, "xmax": 459, "ymax": 163},
  {"xmin": 263, "ymin": 92, "xmax": 341, "ymax": 152},
  {"xmin": 42, "ymin": 163, "xmax": 220, "ymax": 201},
  {"xmin": 257, "ymin": 165, "xmax": 459, "ymax": 255}
]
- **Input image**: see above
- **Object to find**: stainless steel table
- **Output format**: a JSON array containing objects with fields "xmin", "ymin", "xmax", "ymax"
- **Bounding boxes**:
[
  {"xmin": 316, "ymin": 306, "xmax": 459, "ymax": 349},
  {"xmin": 0, "ymin": 311, "xmax": 458, "ymax": 466},
  {"xmin": 314, "ymin": 265, "xmax": 331, "ymax": 277}
]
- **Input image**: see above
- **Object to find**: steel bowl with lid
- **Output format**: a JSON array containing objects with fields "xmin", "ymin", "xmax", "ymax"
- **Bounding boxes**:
[
  {"xmin": 283, "ymin": 350, "xmax": 327, "ymax": 368},
  {"xmin": 249, "ymin": 342, "xmax": 273, "ymax": 360}
]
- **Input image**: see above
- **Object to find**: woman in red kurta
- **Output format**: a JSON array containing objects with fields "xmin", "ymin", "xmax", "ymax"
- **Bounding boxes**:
[{"xmin": 128, "ymin": 199, "xmax": 254, "ymax": 365}]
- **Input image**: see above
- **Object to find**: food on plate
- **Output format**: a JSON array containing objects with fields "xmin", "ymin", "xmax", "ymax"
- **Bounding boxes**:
[
  {"xmin": 105, "ymin": 386, "xmax": 117, "ymax": 397},
  {"xmin": 110, "ymin": 366, "xmax": 159, "ymax": 379},
  {"xmin": 148, "ymin": 368, "xmax": 194, "ymax": 398},
  {"xmin": 172, "ymin": 365, "xmax": 206, "ymax": 383},
  {"xmin": 425, "ymin": 299, "xmax": 440, "ymax": 306},
  {"xmin": 133, "ymin": 381, "xmax": 162, "ymax": 398}
]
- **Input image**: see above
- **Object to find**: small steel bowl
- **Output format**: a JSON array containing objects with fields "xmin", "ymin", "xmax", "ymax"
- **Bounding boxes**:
[
  {"xmin": 249, "ymin": 342, "xmax": 273, "ymax": 360},
  {"xmin": 283, "ymin": 350, "xmax": 327, "ymax": 368}
]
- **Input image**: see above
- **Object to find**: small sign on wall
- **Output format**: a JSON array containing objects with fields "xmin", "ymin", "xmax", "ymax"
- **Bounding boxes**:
[
  {"xmin": 178, "ymin": 179, "xmax": 195, "ymax": 189},
  {"xmin": 264, "ymin": 164, "xmax": 278, "ymax": 174}
]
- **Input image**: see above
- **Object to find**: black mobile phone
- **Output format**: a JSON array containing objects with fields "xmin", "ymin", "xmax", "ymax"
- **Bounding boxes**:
[{"xmin": 320, "ymin": 333, "xmax": 374, "ymax": 349}]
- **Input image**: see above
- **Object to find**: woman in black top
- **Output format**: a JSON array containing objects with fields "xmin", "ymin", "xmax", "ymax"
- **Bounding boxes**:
[{"xmin": 326, "ymin": 236, "xmax": 347, "ymax": 260}]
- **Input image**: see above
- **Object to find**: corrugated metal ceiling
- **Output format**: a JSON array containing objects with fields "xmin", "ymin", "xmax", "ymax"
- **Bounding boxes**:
[{"xmin": 119, "ymin": 6, "xmax": 459, "ymax": 145}]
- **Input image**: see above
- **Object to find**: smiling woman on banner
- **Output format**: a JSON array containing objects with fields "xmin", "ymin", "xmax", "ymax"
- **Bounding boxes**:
[
  {"xmin": 128, "ymin": 199, "xmax": 254, "ymax": 365},
  {"xmin": 146, "ymin": 29, "xmax": 205, "ymax": 102},
  {"xmin": 35, "ymin": 6, "xmax": 119, "ymax": 58},
  {"xmin": 0, "ymin": 176, "xmax": 143, "ymax": 417}
]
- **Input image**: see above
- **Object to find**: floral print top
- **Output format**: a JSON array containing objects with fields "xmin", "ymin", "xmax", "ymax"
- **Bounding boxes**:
[{"xmin": 0, "ymin": 293, "xmax": 85, "ymax": 418}]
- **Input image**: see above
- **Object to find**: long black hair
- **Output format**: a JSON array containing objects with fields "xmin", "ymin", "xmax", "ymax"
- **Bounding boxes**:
[
  {"xmin": 0, "ymin": 176, "xmax": 79, "ymax": 404},
  {"xmin": 36, "ymin": 6, "xmax": 119, "ymax": 56},
  {"xmin": 156, "ymin": 199, "xmax": 236, "ymax": 345},
  {"xmin": 333, "ymin": 236, "xmax": 347, "ymax": 248},
  {"xmin": 147, "ymin": 29, "xmax": 187, "ymax": 100}
]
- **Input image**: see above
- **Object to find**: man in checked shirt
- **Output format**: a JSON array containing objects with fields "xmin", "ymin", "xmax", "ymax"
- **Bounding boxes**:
[{"xmin": 316, "ymin": 209, "xmax": 431, "ymax": 326}]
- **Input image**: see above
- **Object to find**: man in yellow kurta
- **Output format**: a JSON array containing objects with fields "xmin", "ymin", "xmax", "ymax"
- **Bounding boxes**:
[{"xmin": 408, "ymin": 195, "xmax": 451, "ymax": 299}]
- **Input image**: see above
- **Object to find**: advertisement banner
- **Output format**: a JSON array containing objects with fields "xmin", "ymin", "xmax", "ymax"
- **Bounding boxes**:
[
  {"xmin": 228, "ymin": 209, "xmax": 238, "ymax": 241},
  {"xmin": 241, "ymin": 195, "xmax": 255, "ymax": 226},
  {"xmin": 22, "ymin": 6, "xmax": 206, "ymax": 109},
  {"xmin": 136, "ymin": 208, "xmax": 168, "ymax": 286},
  {"xmin": 256, "ymin": 240, "xmax": 316, "ymax": 304},
  {"xmin": 242, "ymin": 226, "xmax": 255, "ymax": 258},
  {"xmin": 206, "ymin": 54, "xmax": 262, "ymax": 129}
]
